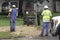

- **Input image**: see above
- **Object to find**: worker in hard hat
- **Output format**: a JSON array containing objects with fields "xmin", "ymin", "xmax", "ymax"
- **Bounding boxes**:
[
  {"xmin": 8, "ymin": 5, "xmax": 17, "ymax": 32},
  {"xmin": 40, "ymin": 5, "xmax": 52, "ymax": 36}
]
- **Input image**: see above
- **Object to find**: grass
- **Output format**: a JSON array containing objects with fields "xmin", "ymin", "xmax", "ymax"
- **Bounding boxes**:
[
  {"xmin": 52, "ymin": 12, "xmax": 60, "ymax": 17},
  {"xmin": 0, "ymin": 32, "xmax": 10, "ymax": 38},
  {"xmin": 0, "ymin": 32, "xmax": 16, "ymax": 38},
  {"xmin": 0, "ymin": 26, "xmax": 40, "ymax": 38},
  {"xmin": 0, "ymin": 15, "xmax": 23, "ymax": 26}
]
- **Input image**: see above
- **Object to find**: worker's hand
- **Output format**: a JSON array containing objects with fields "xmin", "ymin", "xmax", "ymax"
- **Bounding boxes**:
[
  {"xmin": 7, "ymin": 13, "xmax": 10, "ymax": 17},
  {"xmin": 16, "ymin": 12, "xmax": 18, "ymax": 17}
]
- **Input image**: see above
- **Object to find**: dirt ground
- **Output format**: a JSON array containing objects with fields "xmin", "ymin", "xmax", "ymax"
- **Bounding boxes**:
[
  {"xmin": 0, "ymin": 25, "xmax": 59, "ymax": 40},
  {"xmin": 0, "ymin": 25, "xmax": 40, "ymax": 36}
]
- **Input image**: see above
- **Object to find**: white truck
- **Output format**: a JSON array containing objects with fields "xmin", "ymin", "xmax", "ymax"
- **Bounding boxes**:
[{"xmin": 50, "ymin": 16, "xmax": 60, "ymax": 40}]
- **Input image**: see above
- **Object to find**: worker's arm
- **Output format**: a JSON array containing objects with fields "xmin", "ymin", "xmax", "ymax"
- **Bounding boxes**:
[
  {"xmin": 16, "ymin": 12, "xmax": 18, "ymax": 16},
  {"xmin": 41, "ymin": 11, "xmax": 44, "ymax": 16},
  {"xmin": 16, "ymin": 8, "xmax": 18, "ymax": 16},
  {"xmin": 8, "ymin": 8, "xmax": 12, "ymax": 17},
  {"xmin": 41, "ymin": 10, "xmax": 45, "ymax": 16},
  {"xmin": 41, "ymin": 10, "xmax": 45, "ymax": 19}
]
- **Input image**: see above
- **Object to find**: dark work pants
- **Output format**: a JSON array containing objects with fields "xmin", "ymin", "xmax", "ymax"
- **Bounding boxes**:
[
  {"xmin": 40, "ymin": 22, "xmax": 50, "ymax": 35},
  {"xmin": 10, "ymin": 19, "xmax": 16, "ymax": 32}
]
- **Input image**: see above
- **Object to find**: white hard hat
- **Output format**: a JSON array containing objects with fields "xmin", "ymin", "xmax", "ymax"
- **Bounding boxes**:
[
  {"xmin": 26, "ymin": 11, "xmax": 28, "ymax": 14},
  {"xmin": 44, "ymin": 5, "xmax": 48, "ymax": 8},
  {"xmin": 12, "ymin": 5, "xmax": 16, "ymax": 7}
]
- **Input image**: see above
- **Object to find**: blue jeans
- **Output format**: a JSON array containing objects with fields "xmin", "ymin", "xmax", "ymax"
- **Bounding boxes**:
[
  {"xmin": 10, "ymin": 19, "xmax": 16, "ymax": 32},
  {"xmin": 40, "ymin": 22, "xmax": 50, "ymax": 35}
]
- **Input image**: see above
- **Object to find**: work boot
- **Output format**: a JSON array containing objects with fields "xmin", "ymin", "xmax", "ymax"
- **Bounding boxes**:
[
  {"xmin": 10, "ymin": 29, "xmax": 15, "ymax": 32},
  {"xmin": 52, "ymin": 33, "xmax": 57, "ymax": 36},
  {"xmin": 39, "ymin": 34, "xmax": 43, "ymax": 37},
  {"xmin": 45, "ymin": 34, "xmax": 48, "ymax": 36}
]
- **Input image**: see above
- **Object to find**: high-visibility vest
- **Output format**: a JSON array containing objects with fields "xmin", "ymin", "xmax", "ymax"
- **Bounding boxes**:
[{"xmin": 41, "ymin": 10, "xmax": 52, "ymax": 22}]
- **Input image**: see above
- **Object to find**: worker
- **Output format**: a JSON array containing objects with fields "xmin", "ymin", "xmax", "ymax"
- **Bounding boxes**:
[
  {"xmin": 8, "ymin": 5, "xmax": 17, "ymax": 32},
  {"xmin": 40, "ymin": 5, "xmax": 52, "ymax": 36}
]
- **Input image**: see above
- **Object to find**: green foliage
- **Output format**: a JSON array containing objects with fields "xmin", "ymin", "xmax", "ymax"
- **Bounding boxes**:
[
  {"xmin": 0, "ymin": 32, "xmax": 17, "ymax": 38},
  {"xmin": 0, "ymin": 32, "xmax": 10, "ymax": 38},
  {"xmin": 38, "ymin": 0, "xmax": 44, "ymax": 3},
  {"xmin": 53, "ymin": 0, "xmax": 60, "ymax": 1},
  {"xmin": 52, "ymin": 12, "xmax": 60, "ymax": 17},
  {"xmin": 34, "ymin": 0, "xmax": 50, "ymax": 3},
  {"xmin": 34, "ymin": 0, "xmax": 43, "ymax": 3}
]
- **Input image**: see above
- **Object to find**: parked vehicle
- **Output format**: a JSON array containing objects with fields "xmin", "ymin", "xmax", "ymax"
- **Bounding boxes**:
[{"xmin": 50, "ymin": 16, "xmax": 60, "ymax": 40}]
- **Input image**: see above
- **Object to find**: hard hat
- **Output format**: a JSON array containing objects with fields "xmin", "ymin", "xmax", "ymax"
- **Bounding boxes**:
[
  {"xmin": 12, "ymin": 5, "xmax": 16, "ymax": 7},
  {"xmin": 26, "ymin": 11, "xmax": 28, "ymax": 14},
  {"xmin": 44, "ymin": 5, "xmax": 48, "ymax": 8}
]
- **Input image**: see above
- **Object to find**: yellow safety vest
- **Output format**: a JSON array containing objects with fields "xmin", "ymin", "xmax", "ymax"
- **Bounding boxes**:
[{"xmin": 41, "ymin": 10, "xmax": 52, "ymax": 22}]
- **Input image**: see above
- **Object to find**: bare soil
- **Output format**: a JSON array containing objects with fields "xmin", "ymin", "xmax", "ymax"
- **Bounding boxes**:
[{"xmin": 0, "ymin": 25, "xmax": 40, "ymax": 36}]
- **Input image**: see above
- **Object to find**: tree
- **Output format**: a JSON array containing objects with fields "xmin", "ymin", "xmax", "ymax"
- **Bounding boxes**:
[
  {"xmin": 52, "ymin": 0, "xmax": 60, "ymax": 12},
  {"xmin": 52, "ymin": 0, "xmax": 56, "ymax": 12},
  {"xmin": 38, "ymin": 0, "xmax": 49, "ymax": 3},
  {"xmin": 38, "ymin": 0, "xmax": 60, "ymax": 12}
]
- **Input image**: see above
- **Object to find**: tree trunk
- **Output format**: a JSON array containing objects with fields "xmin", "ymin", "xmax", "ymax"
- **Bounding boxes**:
[
  {"xmin": 52, "ymin": 0, "xmax": 56, "ymax": 12},
  {"xmin": 18, "ymin": 0, "xmax": 23, "ymax": 17}
]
